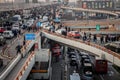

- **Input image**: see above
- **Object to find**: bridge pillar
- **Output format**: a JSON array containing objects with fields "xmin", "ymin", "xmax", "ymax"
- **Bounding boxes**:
[{"xmin": 63, "ymin": 46, "xmax": 68, "ymax": 80}]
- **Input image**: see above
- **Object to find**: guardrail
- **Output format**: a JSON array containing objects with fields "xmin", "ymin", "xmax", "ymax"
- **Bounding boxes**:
[
  {"xmin": 14, "ymin": 51, "xmax": 35, "ymax": 80},
  {"xmin": 61, "ymin": 6, "xmax": 119, "ymax": 17}
]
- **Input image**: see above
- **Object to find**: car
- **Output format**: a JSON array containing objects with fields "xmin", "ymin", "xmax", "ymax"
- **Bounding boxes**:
[
  {"xmin": 70, "ymin": 71, "xmax": 81, "ymax": 80},
  {"xmin": 42, "ymin": 16, "xmax": 48, "ymax": 22},
  {"xmin": 83, "ymin": 59, "xmax": 91, "ymax": 64},
  {"xmin": 0, "ymin": 27, "xmax": 5, "ymax": 33},
  {"xmin": 12, "ymin": 23, "xmax": 20, "ymax": 31},
  {"xmin": 3, "ymin": 30, "xmax": 14, "ymax": 38},
  {"xmin": 41, "ymin": 22, "xmax": 50, "ymax": 28},
  {"xmin": 82, "ymin": 71, "xmax": 93, "ymax": 80},
  {"xmin": 55, "ymin": 28, "xmax": 66, "ymax": 34},
  {"xmin": 70, "ymin": 58, "xmax": 78, "ymax": 66},
  {"xmin": 104, "ymin": 41, "xmax": 120, "ymax": 53},
  {"xmin": 68, "ymin": 52, "xmax": 76, "ymax": 58},
  {"xmin": 0, "ymin": 35, "xmax": 6, "ymax": 45},
  {"xmin": 67, "ymin": 31, "xmax": 81, "ymax": 38}
]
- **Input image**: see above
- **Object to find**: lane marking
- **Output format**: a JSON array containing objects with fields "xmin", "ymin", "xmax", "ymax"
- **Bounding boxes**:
[{"xmin": 99, "ymin": 75, "xmax": 104, "ymax": 80}]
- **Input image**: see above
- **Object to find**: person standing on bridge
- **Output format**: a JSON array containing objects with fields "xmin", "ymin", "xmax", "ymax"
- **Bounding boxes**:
[{"xmin": 16, "ymin": 45, "xmax": 21, "ymax": 55}]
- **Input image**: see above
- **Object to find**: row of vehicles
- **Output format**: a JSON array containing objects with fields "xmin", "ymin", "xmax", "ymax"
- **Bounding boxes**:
[
  {"xmin": 68, "ymin": 48, "xmax": 108, "ymax": 80},
  {"xmin": 80, "ymin": 51, "xmax": 93, "ymax": 80}
]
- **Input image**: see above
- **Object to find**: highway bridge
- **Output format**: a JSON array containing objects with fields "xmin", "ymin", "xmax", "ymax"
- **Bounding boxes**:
[
  {"xmin": 0, "ymin": 2, "xmax": 57, "ymax": 11},
  {"xmin": 0, "ymin": 29, "xmax": 120, "ymax": 80},
  {"xmin": 61, "ymin": 6, "xmax": 119, "ymax": 17}
]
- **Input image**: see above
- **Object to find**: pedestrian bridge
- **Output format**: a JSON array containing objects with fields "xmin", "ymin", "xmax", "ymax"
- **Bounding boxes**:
[{"xmin": 61, "ymin": 6, "xmax": 119, "ymax": 17}]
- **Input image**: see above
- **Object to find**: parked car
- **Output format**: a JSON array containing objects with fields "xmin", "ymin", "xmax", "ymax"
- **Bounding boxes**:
[
  {"xmin": 0, "ymin": 27, "xmax": 5, "ymax": 33},
  {"xmin": 0, "ymin": 35, "xmax": 6, "ymax": 45},
  {"xmin": 27, "ymin": 19, "xmax": 34, "ymax": 27},
  {"xmin": 3, "ymin": 30, "xmax": 14, "ymax": 38},
  {"xmin": 67, "ymin": 31, "xmax": 81, "ymax": 38}
]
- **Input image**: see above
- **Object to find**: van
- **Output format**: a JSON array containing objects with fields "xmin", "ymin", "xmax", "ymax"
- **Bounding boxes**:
[
  {"xmin": 3, "ymin": 30, "xmax": 14, "ymax": 38},
  {"xmin": 12, "ymin": 15, "xmax": 21, "ymax": 23}
]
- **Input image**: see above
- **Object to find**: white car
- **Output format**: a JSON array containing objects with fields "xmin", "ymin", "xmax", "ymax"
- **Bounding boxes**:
[
  {"xmin": 12, "ymin": 23, "xmax": 20, "ymax": 31},
  {"xmin": 44, "ymin": 25, "xmax": 54, "ymax": 31},
  {"xmin": 55, "ymin": 28, "xmax": 66, "ymax": 34},
  {"xmin": 27, "ymin": 19, "xmax": 34, "ymax": 27},
  {"xmin": 41, "ymin": 22, "xmax": 50, "ymax": 28},
  {"xmin": 42, "ymin": 16, "xmax": 48, "ymax": 22},
  {"xmin": 3, "ymin": 31, "xmax": 14, "ymax": 38}
]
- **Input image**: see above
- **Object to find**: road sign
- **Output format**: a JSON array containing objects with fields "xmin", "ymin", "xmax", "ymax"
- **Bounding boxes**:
[
  {"xmin": 25, "ymin": 33, "xmax": 35, "ymax": 40},
  {"xmin": 96, "ymin": 24, "xmax": 100, "ymax": 31}
]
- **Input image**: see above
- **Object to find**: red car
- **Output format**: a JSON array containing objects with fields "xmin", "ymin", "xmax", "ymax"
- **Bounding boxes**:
[
  {"xmin": 52, "ymin": 44, "xmax": 61, "ymax": 56},
  {"xmin": 67, "ymin": 31, "xmax": 81, "ymax": 38},
  {"xmin": 0, "ymin": 27, "xmax": 5, "ymax": 33}
]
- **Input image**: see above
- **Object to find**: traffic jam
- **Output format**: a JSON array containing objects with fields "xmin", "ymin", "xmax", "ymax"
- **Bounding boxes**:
[{"xmin": 0, "ymin": 2, "xmax": 120, "ymax": 80}]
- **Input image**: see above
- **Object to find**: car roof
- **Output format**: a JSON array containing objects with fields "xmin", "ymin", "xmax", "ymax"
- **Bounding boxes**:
[
  {"xmin": 84, "ymin": 63, "xmax": 92, "ymax": 67},
  {"xmin": 4, "ymin": 30, "xmax": 12, "ymax": 32},
  {"xmin": 69, "ymin": 31, "xmax": 79, "ymax": 33}
]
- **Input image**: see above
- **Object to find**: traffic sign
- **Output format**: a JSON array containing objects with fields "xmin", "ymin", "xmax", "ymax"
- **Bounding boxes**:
[
  {"xmin": 96, "ymin": 24, "xmax": 100, "ymax": 31},
  {"xmin": 25, "ymin": 33, "xmax": 35, "ymax": 40}
]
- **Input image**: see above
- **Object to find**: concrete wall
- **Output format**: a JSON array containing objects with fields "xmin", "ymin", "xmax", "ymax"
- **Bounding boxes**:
[
  {"xmin": 0, "ymin": 54, "xmax": 21, "ymax": 80},
  {"xmin": 20, "ymin": 55, "xmax": 35, "ymax": 80}
]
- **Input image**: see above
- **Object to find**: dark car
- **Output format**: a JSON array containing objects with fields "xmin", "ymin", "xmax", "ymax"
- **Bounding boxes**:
[{"xmin": 0, "ymin": 35, "xmax": 6, "ymax": 46}]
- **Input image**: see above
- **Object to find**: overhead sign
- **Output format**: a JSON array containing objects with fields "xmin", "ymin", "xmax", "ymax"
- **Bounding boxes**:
[
  {"xmin": 25, "ymin": 33, "xmax": 35, "ymax": 40},
  {"xmin": 96, "ymin": 24, "xmax": 100, "ymax": 31}
]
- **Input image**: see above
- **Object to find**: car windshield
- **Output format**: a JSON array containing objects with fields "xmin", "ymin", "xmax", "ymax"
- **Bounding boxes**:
[
  {"xmin": 4, "ymin": 32, "xmax": 9, "ymax": 35},
  {"xmin": 85, "ymin": 71, "xmax": 92, "ymax": 77}
]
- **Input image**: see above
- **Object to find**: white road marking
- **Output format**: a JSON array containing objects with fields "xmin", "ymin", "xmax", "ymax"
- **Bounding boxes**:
[{"xmin": 100, "ymin": 75, "xmax": 105, "ymax": 80}]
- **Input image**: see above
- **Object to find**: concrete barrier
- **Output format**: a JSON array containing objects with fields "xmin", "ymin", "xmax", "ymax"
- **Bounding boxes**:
[{"xmin": 0, "ymin": 54, "xmax": 21, "ymax": 80}]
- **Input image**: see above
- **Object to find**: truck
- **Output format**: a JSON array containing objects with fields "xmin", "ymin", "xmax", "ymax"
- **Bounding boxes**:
[{"xmin": 95, "ymin": 59, "xmax": 108, "ymax": 73}]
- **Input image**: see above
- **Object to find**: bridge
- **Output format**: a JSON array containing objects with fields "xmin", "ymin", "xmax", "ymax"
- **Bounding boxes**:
[
  {"xmin": 0, "ymin": 29, "xmax": 120, "ymax": 80},
  {"xmin": 61, "ymin": 6, "xmax": 119, "ymax": 17}
]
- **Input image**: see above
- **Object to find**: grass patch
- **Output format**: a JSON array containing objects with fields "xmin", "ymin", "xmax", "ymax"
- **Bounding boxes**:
[{"xmin": 113, "ymin": 65, "xmax": 120, "ymax": 73}]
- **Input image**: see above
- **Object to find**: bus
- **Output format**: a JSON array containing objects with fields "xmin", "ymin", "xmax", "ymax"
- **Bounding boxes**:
[{"xmin": 95, "ymin": 60, "xmax": 108, "ymax": 73}]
